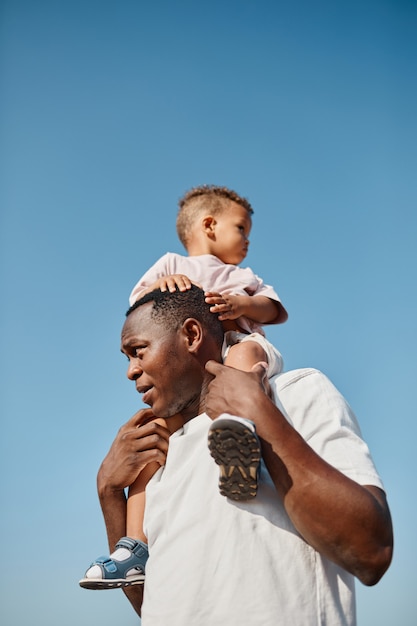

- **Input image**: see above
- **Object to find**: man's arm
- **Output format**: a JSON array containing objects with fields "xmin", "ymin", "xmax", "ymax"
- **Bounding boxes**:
[
  {"xmin": 97, "ymin": 481, "xmax": 145, "ymax": 614},
  {"xmin": 204, "ymin": 361, "xmax": 393, "ymax": 586},
  {"xmin": 97, "ymin": 409, "xmax": 171, "ymax": 616}
]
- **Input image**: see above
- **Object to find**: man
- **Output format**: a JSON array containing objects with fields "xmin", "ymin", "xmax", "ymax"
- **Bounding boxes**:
[{"xmin": 98, "ymin": 285, "xmax": 393, "ymax": 625}]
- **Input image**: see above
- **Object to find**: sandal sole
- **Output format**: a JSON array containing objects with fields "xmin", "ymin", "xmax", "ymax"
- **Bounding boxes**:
[
  {"xmin": 79, "ymin": 574, "xmax": 145, "ymax": 590},
  {"xmin": 208, "ymin": 421, "xmax": 260, "ymax": 501}
]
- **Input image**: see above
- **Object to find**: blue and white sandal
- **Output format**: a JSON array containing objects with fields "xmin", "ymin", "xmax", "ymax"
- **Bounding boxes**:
[
  {"xmin": 208, "ymin": 414, "xmax": 261, "ymax": 501},
  {"xmin": 79, "ymin": 537, "xmax": 148, "ymax": 590}
]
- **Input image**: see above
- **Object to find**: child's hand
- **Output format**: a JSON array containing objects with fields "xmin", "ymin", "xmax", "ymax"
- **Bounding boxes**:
[
  {"xmin": 150, "ymin": 274, "xmax": 191, "ymax": 293},
  {"xmin": 148, "ymin": 274, "xmax": 201, "ymax": 293},
  {"xmin": 205, "ymin": 292, "xmax": 244, "ymax": 320}
]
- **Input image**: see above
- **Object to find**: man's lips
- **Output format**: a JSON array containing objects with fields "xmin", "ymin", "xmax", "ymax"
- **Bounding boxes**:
[{"xmin": 137, "ymin": 385, "xmax": 153, "ymax": 404}]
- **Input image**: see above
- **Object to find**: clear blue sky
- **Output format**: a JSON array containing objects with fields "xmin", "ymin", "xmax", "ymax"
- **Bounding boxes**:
[{"xmin": 1, "ymin": 1, "xmax": 416, "ymax": 624}]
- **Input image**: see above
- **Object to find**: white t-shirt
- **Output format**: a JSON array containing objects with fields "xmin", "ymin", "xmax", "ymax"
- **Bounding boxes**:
[
  {"xmin": 129, "ymin": 252, "xmax": 283, "ymax": 334},
  {"xmin": 142, "ymin": 368, "xmax": 384, "ymax": 626}
]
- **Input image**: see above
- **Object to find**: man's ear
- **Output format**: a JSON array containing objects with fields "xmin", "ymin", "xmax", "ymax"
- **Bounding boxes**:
[
  {"xmin": 182, "ymin": 318, "xmax": 204, "ymax": 354},
  {"xmin": 202, "ymin": 215, "xmax": 216, "ymax": 239}
]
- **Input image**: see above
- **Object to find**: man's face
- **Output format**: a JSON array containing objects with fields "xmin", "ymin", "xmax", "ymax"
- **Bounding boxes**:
[{"xmin": 121, "ymin": 303, "xmax": 202, "ymax": 419}]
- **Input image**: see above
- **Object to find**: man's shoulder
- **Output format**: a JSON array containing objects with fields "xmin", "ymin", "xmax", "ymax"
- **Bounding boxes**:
[
  {"xmin": 273, "ymin": 368, "xmax": 323, "ymax": 391},
  {"xmin": 271, "ymin": 368, "xmax": 343, "ymax": 415}
]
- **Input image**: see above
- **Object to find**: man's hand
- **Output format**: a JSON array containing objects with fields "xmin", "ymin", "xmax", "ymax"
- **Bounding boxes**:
[
  {"xmin": 205, "ymin": 360, "xmax": 269, "ymax": 420},
  {"xmin": 97, "ymin": 408, "xmax": 171, "ymax": 496},
  {"xmin": 96, "ymin": 408, "xmax": 169, "ymax": 618}
]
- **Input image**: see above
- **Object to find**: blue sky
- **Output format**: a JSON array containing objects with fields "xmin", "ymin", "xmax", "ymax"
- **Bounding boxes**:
[{"xmin": 1, "ymin": 1, "xmax": 416, "ymax": 624}]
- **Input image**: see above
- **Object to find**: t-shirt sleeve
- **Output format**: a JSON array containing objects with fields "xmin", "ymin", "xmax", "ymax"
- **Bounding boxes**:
[
  {"xmin": 271, "ymin": 368, "xmax": 385, "ymax": 489},
  {"xmin": 240, "ymin": 268, "xmax": 280, "ymax": 301},
  {"xmin": 236, "ymin": 268, "xmax": 288, "ymax": 325},
  {"xmin": 129, "ymin": 253, "xmax": 172, "ymax": 306}
]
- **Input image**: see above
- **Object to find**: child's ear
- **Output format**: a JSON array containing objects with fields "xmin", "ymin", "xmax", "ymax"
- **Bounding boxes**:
[{"xmin": 202, "ymin": 216, "xmax": 216, "ymax": 239}]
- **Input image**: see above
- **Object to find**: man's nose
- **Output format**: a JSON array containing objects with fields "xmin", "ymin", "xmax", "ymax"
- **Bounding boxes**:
[{"xmin": 127, "ymin": 359, "xmax": 142, "ymax": 380}]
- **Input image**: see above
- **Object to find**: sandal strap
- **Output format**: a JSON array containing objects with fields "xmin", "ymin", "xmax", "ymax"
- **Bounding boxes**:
[
  {"xmin": 115, "ymin": 537, "xmax": 148, "ymax": 559},
  {"xmin": 88, "ymin": 537, "xmax": 149, "ymax": 579},
  {"xmin": 93, "ymin": 555, "xmax": 119, "ymax": 575}
]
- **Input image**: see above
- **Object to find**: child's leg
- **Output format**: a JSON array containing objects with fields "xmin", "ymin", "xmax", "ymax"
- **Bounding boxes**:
[
  {"xmin": 79, "ymin": 463, "xmax": 158, "ymax": 590},
  {"xmin": 208, "ymin": 332, "xmax": 285, "ymax": 501},
  {"xmin": 126, "ymin": 414, "xmax": 184, "ymax": 542},
  {"xmin": 126, "ymin": 461, "xmax": 160, "ymax": 543},
  {"xmin": 224, "ymin": 339, "xmax": 268, "ymax": 372},
  {"xmin": 224, "ymin": 340, "xmax": 272, "ymax": 397},
  {"xmin": 208, "ymin": 339, "xmax": 265, "ymax": 501},
  {"xmin": 79, "ymin": 416, "xmax": 183, "ymax": 590},
  {"xmin": 222, "ymin": 331, "xmax": 284, "ymax": 379}
]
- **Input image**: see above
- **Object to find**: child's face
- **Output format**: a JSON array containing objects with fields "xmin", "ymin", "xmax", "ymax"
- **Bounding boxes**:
[{"xmin": 209, "ymin": 201, "xmax": 252, "ymax": 265}]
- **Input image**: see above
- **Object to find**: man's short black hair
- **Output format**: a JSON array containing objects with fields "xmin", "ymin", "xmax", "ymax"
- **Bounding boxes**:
[{"xmin": 126, "ymin": 284, "xmax": 224, "ymax": 347}]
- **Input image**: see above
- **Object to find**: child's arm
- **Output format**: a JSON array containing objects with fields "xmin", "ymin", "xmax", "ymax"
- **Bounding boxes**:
[{"xmin": 205, "ymin": 292, "xmax": 288, "ymax": 325}]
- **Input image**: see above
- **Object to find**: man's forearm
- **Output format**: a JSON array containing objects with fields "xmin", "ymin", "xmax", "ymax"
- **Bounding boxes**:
[
  {"xmin": 253, "ymin": 392, "xmax": 393, "ymax": 585},
  {"xmin": 98, "ymin": 481, "xmax": 128, "ymax": 552},
  {"xmin": 97, "ymin": 476, "xmax": 144, "ymax": 615},
  {"xmin": 204, "ymin": 361, "xmax": 393, "ymax": 586}
]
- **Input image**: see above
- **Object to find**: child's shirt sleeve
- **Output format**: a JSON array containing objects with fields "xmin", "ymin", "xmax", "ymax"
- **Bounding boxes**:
[{"xmin": 129, "ymin": 253, "xmax": 173, "ymax": 305}]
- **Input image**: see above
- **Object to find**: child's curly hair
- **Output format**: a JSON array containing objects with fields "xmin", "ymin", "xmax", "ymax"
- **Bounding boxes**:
[{"xmin": 176, "ymin": 184, "xmax": 254, "ymax": 249}]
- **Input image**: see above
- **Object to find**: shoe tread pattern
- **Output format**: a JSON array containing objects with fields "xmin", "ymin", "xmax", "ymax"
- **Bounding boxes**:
[{"xmin": 208, "ymin": 424, "xmax": 260, "ymax": 501}]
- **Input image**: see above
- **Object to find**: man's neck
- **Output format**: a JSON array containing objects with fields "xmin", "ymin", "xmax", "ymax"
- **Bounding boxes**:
[{"xmin": 179, "ymin": 376, "xmax": 210, "ymax": 424}]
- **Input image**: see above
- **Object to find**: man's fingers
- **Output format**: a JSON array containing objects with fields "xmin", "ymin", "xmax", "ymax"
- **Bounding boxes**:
[
  {"xmin": 129, "ymin": 408, "xmax": 155, "ymax": 427},
  {"xmin": 205, "ymin": 359, "xmax": 226, "ymax": 376},
  {"xmin": 120, "ymin": 413, "xmax": 171, "ymax": 456},
  {"xmin": 132, "ymin": 446, "xmax": 167, "ymax": 467},
  {"xmin": 251, "ymin": 361, "xmax": 268, "ymax": 380},
  {"xmin": 138, "ymin": 421, "xmax": 170, "ymax": 448}
]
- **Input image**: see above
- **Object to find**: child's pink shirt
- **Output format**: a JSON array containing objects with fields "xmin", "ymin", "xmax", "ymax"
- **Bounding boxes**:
[{"xmin": 129, "ymin": 252, "xmax": 284, "ymax": 335}]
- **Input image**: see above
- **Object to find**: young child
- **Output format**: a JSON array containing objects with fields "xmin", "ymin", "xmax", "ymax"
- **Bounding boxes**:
[{"xmin": 79, "ymin": 185, "xmax": 287, "ymax": 590}]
